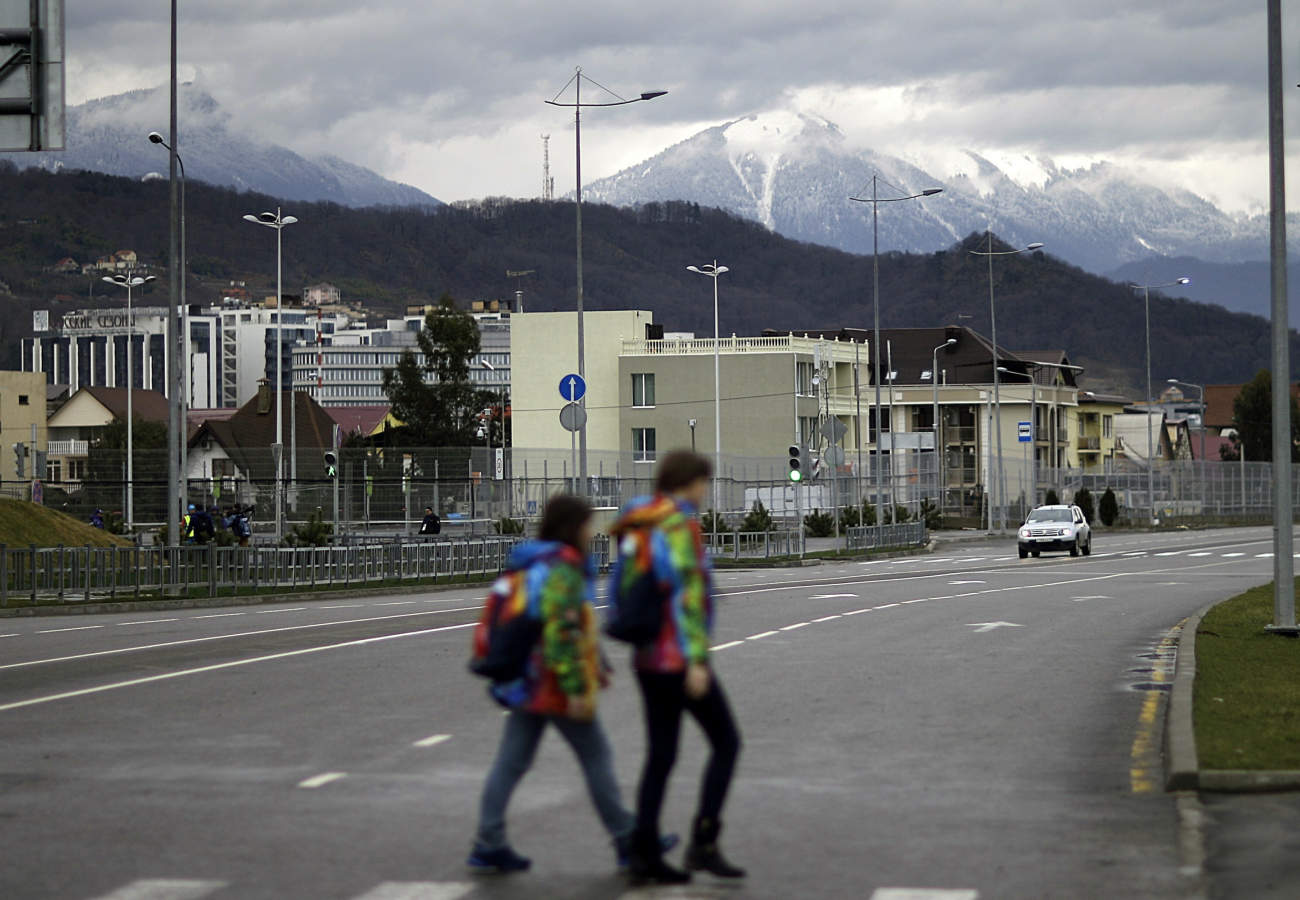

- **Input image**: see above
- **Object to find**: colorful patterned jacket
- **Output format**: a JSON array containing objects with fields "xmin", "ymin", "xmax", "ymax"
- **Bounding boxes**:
[
  {"xmin": 488, "ymin": 541, "xmax": 603, "ymax": 719},
  {"xmin": 610, "ymin": 494, "xmax": 714, "ymax": 673}
]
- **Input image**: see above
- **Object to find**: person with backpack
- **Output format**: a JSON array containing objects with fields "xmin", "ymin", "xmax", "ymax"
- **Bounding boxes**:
[
  {"xmin": 467, "ymin": 495, "xmax": 668, "ymax": 874},
  {"xmin": 608, "ymin": 450, "xmax": 744, "ymax": 884}
]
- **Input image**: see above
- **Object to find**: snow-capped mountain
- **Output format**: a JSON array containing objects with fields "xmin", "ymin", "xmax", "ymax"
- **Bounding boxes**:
[
  {"xmin": 2, "ymin": 86, "xmax": 439, "ymax": 209},
  {"xmin": 584, "ymin": 111, "xmax": 1278, "ymax": 273}
]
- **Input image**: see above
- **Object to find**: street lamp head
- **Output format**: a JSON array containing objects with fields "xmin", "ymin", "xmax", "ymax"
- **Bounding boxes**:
[
  {"xmin": 148, "ymin": 131, "xmax": 165, "ymax": 145},
  {"xmin": 921, "ymin": 189, "xmax": 943, "ymax": 196},
  {"xmin": 1168, "ymin": 378, "xmax": 1178, "ymax": 383},
  {"xmin": 282, "ymin": 216, "xmax": 298, "ymax": 225},
  {"xmin": 639, "ymin": 91, "xmax": 668, "ymax": 101},
  {"xmin": 715, "ymin": 265, "xmax": 729, "ymax": 275},
  {"xmin": 686, "ymin": 266, "xmax": 702, "ymax": 274},
  {"xmin": 946, "ymin": 338, "xmax": 957, "ymax": 346},
  {"xmin": 1026, "ymin": 242, "xmax": 1044, "ymax": 251},
  {"xmin": 142, "ymin": 275, "xmax": 157, "ymax": 284},
  {"xmin": 258, "ymin": 212, "xmax": 278, "ymax": 223},
  {"xmin": 102, "ymin": 276, "xmax": 118, "ymax": 285},
  {"xmin": 1177, "ymin": 277, "xmax": 1190, "ymax": 284},
  {"xmin": 242, "ymin": 214, "xmax": 260, "ymax": 223}
]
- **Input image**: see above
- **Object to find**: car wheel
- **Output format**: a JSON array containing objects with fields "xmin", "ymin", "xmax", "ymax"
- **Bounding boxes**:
[
  {"xmin": 1019, "ymin": 547, "xmax": 1029, "ymax": 559},
  {"xmin": 1031, "ymin": 550, "xmax": 1041, "ymax": 558},
  {"xmin": 1082, "ymin": 536, "xmax": 1092, "ymax": 556},
  {"xmin": 1070, "ymin": 540, "xmax": 1080, "ymax": 557}
]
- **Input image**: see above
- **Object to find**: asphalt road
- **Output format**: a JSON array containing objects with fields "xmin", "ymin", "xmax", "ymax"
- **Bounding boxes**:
[{"xmin": 0, "ymin": 526, "xmax": 1286, "ymax": 900}]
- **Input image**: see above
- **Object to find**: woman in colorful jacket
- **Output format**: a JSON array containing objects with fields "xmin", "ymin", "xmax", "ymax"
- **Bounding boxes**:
[
  {"xmin": 611, "ymin": 450, "xmax": 745, "ymax": 884},
  {"xmin": 468, "ymin": 495, "xmax": 668, "ymax": 873}
]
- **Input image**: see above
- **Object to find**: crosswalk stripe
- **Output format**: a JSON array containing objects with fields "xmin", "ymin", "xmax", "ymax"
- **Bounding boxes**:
[
  {"xmin": 349, "ymin": 882, "xmax": 474, "ymax": 900},
  {"xmin": 869, "ymin": 890, "xmax": 979, "ymax": 900},
  {"xmin": 87, "ymin": 880, "xmax": 227, "ymax": 900}
]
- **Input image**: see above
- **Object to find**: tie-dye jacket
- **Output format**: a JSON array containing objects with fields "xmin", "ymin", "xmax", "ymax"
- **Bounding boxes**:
[
  {"xmin": 609, "ymin": 494, "xmax": 713, "ymax": 673},
  {"xmin": 487, "ymin": 541, "xmax": 603, "ymax": 719}
]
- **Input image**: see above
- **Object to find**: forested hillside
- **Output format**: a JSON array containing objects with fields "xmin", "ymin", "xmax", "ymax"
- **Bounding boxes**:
[{"xmin": 0, "ymin": 163, "xmax": 1293, "ymax": 395}]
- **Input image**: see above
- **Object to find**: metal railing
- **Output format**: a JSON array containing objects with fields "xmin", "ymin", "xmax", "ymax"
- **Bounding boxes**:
[
  {"xmin": 703, "ymin": 529, "xmax": 806, "ymax": 560},
  {"xmin": 0, "ymin": 536, "xmax": 529, "ymax": 607},
  {"xmin": 845, "ymin": 522, "xmax": 928, "ymax": 552}
]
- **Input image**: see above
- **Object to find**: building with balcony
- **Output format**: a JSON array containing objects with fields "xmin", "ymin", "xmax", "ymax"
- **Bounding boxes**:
[
  {"xmin": 44, "ymin": 386, "xmax": 169, "ymax": 488},
  {"xmin": 1073, "ymin": 392, "xmax": 1128, "ymax": 470}
]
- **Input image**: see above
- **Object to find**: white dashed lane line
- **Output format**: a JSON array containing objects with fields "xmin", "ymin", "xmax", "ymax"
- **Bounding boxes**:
[
  {"xmin": 297, "ymin": 772, "xmax": 347, "ymax": 789},
  {"xmin": 36, "ymin": 625, "xmax": 103, "ymax": 634},
  {"xmin": 194, "ymin": 612, "xmax": 245, "ymax": 619},
  {"xmin": 746, "ymin": 631, "xmax": 779, "ymax": 640},
  {"xmin": 780, "ymin": 622, "xmax": 810, "ymax": 631},
  {"xmin": 114, "ymin": 618, "xmax": 178, "ymax": 626},
  {"xmin": 412, "ymin": 734, "xmax": 452, "ymax": 748},
  {"xmin": 253, "ymin": 607, "xmax": 307, "ymax": 614},
  {"xmin": 812, "ymin": 615, "xmax": 841, "ymax": 622}
]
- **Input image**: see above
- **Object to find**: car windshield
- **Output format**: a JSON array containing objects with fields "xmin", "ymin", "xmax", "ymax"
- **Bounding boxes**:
[{"xmin": 1027, "ymin": 509, "xmax": 1072, "ymax": 523}]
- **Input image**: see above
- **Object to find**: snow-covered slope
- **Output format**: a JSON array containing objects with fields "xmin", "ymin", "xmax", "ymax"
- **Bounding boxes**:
[
  {"xmin": 585, "ymin": 112, "xmax": 1279, "ymax": 273},
  {"xmin": 2, "ymin": 86, "xmax": 439, "ymax": 209}
]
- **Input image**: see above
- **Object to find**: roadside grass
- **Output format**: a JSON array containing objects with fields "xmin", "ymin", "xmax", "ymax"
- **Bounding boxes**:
[
  {"xmin": 1195, "ymin": 580, "xmax": 1300, "ymax": 770},
  {"xmin": 0, "ymin": 497, "xmax": 129, "ymax": 549}
]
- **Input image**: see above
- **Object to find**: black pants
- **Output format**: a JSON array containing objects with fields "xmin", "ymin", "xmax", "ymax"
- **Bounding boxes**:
[{"xmin": 634, "ymin": 669, "xmax": 741, "ymax": 835}]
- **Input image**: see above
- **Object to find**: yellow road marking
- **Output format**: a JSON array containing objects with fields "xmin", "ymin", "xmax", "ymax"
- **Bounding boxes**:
[{"xmin": 1130, "ymin": 619, "xmax": 1185, "ymax": 793}]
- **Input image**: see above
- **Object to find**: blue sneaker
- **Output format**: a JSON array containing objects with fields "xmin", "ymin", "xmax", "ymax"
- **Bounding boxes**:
[
  {"xmin": 616, "ymin": 832, "xmax": 680, "ymax": 869},
  {"xmin": 467, "ymin": 844, "xmax": 532, "ymax": 873}
]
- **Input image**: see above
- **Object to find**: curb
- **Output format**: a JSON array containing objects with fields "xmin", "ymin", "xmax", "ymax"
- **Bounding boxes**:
[
  {"xmin": 1164, "ymin": 598, "xmax": 1300, "ymax": 792},
  {"xmin": 1164, "ymin": 602, "xmax": 1215, "ymax": 791},
  {"xmin": 0, "ymin": 578, "xmax": 496, "ymax": 619}
]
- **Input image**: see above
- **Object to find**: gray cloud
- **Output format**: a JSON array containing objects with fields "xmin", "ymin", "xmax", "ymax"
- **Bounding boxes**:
[{"xmin": 59, "ymin": 2, "xmax": 1298, "ymax": 208}]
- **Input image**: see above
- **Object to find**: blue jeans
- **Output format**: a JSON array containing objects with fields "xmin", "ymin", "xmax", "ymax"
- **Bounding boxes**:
[{"xmin": 475, "ymin": 709, "xmax": 635, "ymax": 851}]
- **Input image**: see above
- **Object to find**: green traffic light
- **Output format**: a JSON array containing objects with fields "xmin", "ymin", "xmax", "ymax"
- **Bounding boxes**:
[{"xmin": 788, "ymin": 469, "xmax": 803, "ymax": 482}]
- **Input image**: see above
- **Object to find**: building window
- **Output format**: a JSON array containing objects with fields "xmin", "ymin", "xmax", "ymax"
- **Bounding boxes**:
[
  {"xmin": 632, "ymin": 373, "xmax": 656, "ymax": 408},
  {"xmin": 796, "ymin": 361, "xmax": 814, "ymax": 396},
  {"xmin": 1103, "ymin": 414, "xmax": 1113, "ymax": 438},
  {"xmin": 798, "ymin": 416, "xmax": 817, "ymax": 446},
  {"xmin": 46, "ymin": 459, "xmax": 61, "ymax": 482},
  {"xmin": 18, "ymin": 394, "xmax": 28, "ymax": 405},
  {"xmin": 67, "ymin": 459, "xmax": 85, "ymax": 481},
  {"xmin": 633, "ymin": 427, "xmax": 657, "ymax": 463}
]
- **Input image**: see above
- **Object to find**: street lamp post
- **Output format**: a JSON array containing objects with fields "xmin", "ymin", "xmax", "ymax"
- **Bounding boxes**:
[
  {"xmin": 165, "ymin": 0, "xmax": 181, "ymax": 546},
  {"xmin": 102, "ymin": 272, "xmax": 156, "ymax": 530},
  {"xmin": 687, "ymin": 262, "xmax": 729, "ymax": 532},
  {"xmin": 932, "ymin": 338, "xmax": 956, "ymax": 514},
  {"xmin": 546, "ymin": 69, "xmax": 666, "ymax": 495},
  {"xmin": 969, "ymin": 235, "xmax": 1044, "ymax": 533},
  {"xmin": 850, "ymin": 177, "xmax": 943, "ymax": 514},
  {"xmin": 243, "ymin": 209, "xmax": 299, "ymax": 540},
  {"xmin": 1130, "ymin": 274, "xmax": 1190, "ymax": 526},
  {"xmin": 1168, "ymin": 378, "xmax": 1207, "ymax": 464},
  {"xmin": 149, "ymin": 131, "xmax": 188, "ymax": 511}
]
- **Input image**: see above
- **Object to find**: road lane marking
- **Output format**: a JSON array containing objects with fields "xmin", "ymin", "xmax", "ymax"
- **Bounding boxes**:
[
  {"xmin": 812, "ymin": 615, "xmax": 841, "ymax": 622},
  {"xmin": 298, "ymin": 771, "xmax": 347, "ymax": 789},
  {"xmin": 1256, "ymin": 553, "xmax": 1274, "ymax": 558},
  {"xmin": 1222, "ymin": 553, "xmax": 1245, "ymax": 557},
  {"xmin": 254, "ymin": 607, "xmax": 307, "ymax": 614},
  {"xmin": 1131, "ymin": 622, "xmax": 1182, "ymax": 793},
  {"xmin": 746, "ymin": 631, "xmax": 779, "ymax": 640},
  {"xmin": 114, "ymin": 618, "xmax": 179, "ymax": 626},
  {"xmin": 413, "ymin": 734, "xmax": 452, "ymax": 748},
  {"xmin": 87, "ymin": 880, "xmax": 227, "ymax": 900},
  {"xmin": 1154, "ymin": 552, "xmax": 1183, "ymax": 556},
  {"xmin": 193, "ymin": 613, "xmax": 245, "ymax": 618},
  {"xmin": 0, "ymin": 621, "xmax": 478, "ymax": 714},
  {"xmin": 948, "ymin": 580, "xmax": 985, "ymax": 585},
  {"xmin": 966, "ymin": 622, "xmax": 1022, "ymax": 633},
  {"xmin": 780, "ymin": 622, "xmax": 811, "ymax": 631},
  {"xmin": 349, "ymin": 883, "xmax": 474, "ymax": 900},
  {"xmin": 1187, "ymin": 552, "xmax": 1212, "ymax": 557},
  {"xmin": 36, "ymin": 625, "xmax": 103, "ymax": 633},
  {"xmin": 711, "ymin": 641, "xmax": 744, "ymax": 651},
  {"xmin": 0, "ymin": 605, "xmax": 485, "ymax": 673},
  {"xmin": 809, "ymin": 593, "xmax": 858, "ymax": 599},
  {"xmin": 843, "ymin": 609, "xmax": 871, "ymax": 615},
  {"xmin": 869, "ymin": 890, "xmax": 978, "ymax": 900},
  {"xmin": 0, "ymin": 633, "xmax": 17, "ymax": 638},
  {"xmin": 321, "ymin": 604, "xmax": 365, "ymax": 609},
  {"xmin": 375, "ymin": 601, "xmax": 418, "ymax": 606},
  {"xmin": 875, "ymin": 603, "xmax": 900, "ymax": 609}
]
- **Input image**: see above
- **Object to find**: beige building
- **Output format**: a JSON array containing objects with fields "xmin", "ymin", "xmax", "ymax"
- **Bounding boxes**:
[
  {"xmin": 0, "ymin": 370, "xmax": 48, "ymax": 482},
  {"xmin": 45, "ymin": 387, "xmax": 170, "ymax": 487}
]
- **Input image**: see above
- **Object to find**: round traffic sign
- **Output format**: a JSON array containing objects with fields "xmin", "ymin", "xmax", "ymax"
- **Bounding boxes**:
[
  {"xmin": 559, "ymin": 373, "xmax": 587, "ymax": 402},
  {"xmin": 559, "ymin": 402, "xmax": 588, "ymax": 432}
]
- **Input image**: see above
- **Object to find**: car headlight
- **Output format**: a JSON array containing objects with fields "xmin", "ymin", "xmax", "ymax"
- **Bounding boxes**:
[{"xmin": 1061, "ymin": 528, "xmax": 1073, "ymax": 537}]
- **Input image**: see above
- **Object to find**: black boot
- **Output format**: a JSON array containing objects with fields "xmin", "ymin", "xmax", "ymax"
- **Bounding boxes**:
[
  {"xmin": 686, "ymin": 816, "xmax": 746, "ymax": 878},
  {"xmin": 627, "ymin": 828, "xmax": 691, "ymax": 885}
]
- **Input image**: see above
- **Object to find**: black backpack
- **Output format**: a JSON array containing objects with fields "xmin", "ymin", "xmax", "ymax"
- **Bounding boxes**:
[{"xmin": 605, "ymin": 527, "xmax": 665, "ymax": 646}]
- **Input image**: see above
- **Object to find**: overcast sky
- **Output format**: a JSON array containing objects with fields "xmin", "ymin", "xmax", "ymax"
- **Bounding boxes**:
[{"xmin": 65, "ymin": 1, "xmax": 1299, "ymax": 213}]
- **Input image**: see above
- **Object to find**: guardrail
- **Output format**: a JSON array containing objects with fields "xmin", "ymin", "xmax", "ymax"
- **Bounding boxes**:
[
  {"xmin": 844, "ymin": 522, "xmax": 928, "ymax": 552},
  {"xmin": 703, "ymin": 529, "xmax": 806, "ymax": 560},
  {"xmin": 0, "ymin": 534, "xmax": 621, "ymax": 608}
]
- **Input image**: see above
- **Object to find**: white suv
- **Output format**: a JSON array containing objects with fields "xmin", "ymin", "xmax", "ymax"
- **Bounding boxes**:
[{"xmin": 1018, "ymin": 504, "xmax": 1092, "ymax": 559}]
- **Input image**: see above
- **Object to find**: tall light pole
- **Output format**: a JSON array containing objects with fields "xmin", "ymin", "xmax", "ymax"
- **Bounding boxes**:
[
  {"xmin": 243, "ymin": 209, "xmax": 298, "ymax": 539},
  {"xmin": 102, "ymin": 272, "xmax": 156, "ymax": 530},
  {"xmin": 932, "ymin": 337, "xmax": 956, "ymax": 511},
  {"xmin": 1130, "ymin": 274, "xmax": 1190, "ymax": 526},
  {"xmin": 546, "ymin": 69, "xmax": 665, "ymax": 494},
  {"xmin": 166, "ymin": 0, "xmax": 181, "ymax": 545},
  {"xmin": 970, "ymin": 235, "xmax": 1043, "ymax": 533},
  {"xmin": 850, "ymin": 177, "xmax": 942, "ymax": 514},
  {"xmin": 687, "ymin": 262, "xmax": 729, "ymax": 529},
  {"xmin": 149, "ymin": 131, "xmax": 188, "ymax": 511}
]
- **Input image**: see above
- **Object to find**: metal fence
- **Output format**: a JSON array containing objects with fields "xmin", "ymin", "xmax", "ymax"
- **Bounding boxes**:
[
  {"xmin": 702, "ymin": 529, "xmax": 806, "ymax": 560},
  {"xmin": 845, "ymin": 522, "xmax": 929, "ymax": 552}
]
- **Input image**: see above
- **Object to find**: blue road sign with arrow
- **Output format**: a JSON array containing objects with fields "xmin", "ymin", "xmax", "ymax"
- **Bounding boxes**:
[{"xmin": 559, "ymin": 373, "xmax": 587, "ymax": 402}]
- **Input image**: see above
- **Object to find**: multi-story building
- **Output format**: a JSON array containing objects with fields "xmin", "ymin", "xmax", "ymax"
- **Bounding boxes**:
[
  {"xmin": 303, "ymin": 283, "xmax": 341, "ymax": 306},
  {"xmin": 0, "ymin": 370, "xmax": 48, "ymax": 482}
]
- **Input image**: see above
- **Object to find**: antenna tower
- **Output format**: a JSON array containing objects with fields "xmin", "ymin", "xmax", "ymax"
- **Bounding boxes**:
[{"xmin": 542, "ymin": 134, "xmax": 553, "ymax": 201}]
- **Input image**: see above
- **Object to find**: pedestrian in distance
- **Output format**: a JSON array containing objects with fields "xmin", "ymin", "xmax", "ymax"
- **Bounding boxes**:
[
  {"xmin": 90, "ymin": 509, "xmax": 104, "ymax": 529},
  {"xmin": 419, "ymin": 505, "xmax": 441, "ymax": 536},
  {"xmin": 467, "ymin": 494, "xmax": 674, "ymax": 874},
  {"xmin": 610, "ymin": 450, "xmax": 744, "ymax": 884}
]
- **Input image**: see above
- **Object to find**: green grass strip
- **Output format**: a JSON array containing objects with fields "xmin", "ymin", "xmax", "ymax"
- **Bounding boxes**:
[{"xmin": 1195, "ymin": 580, "xmax": 1300, "ymax": 770}]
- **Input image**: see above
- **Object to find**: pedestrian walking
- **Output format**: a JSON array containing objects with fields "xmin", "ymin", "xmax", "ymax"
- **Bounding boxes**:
[
  {"xmin": 467, "ymin": 495, "xmax": 669, "ymax": 874},
  {"xmin": 90, "ymin": 509, "xmax": 104, "ymax": 529},
  {"xmin": 419, "ymin": 506, "xmax": 441, "ymax": 536},
  {"xmin": 610, "ymin": 450, "xmax": 744, "ymax": 884}
]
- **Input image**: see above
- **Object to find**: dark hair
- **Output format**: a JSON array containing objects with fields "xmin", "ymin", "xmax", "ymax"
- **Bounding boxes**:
[
  {"xmin": 655, "ymin": 450, "xmax": 713, "ymax": 493},
  {"xmin": 539, "ymin": 495, "xmax": 593, "ymax": 549},
  {"xmin": 424, "ymin": 506, "xmax": 433, "ymax": 513}
]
